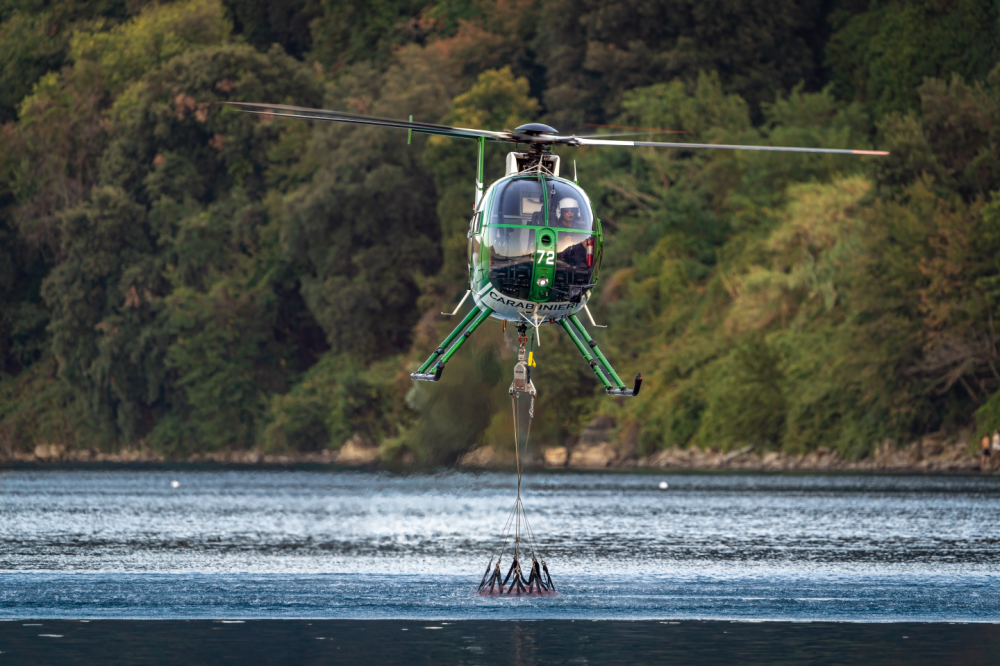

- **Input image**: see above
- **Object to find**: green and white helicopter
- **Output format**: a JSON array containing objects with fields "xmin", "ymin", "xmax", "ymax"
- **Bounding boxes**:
[{"xmin": 225, "ymin": 101, "xmax": 887, "ymax": 397}]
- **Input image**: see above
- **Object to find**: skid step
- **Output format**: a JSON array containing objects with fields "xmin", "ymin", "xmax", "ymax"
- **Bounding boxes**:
[
  {"xmin": 606, "ymin": 373, "xmax": 642, "ymax": 397},
  {"xmin": 410, "ymin": 363, "xmax": 444, "ymax": 382}
]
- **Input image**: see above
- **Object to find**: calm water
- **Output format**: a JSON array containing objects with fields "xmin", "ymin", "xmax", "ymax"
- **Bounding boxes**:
[
  {"xmin": 2, "ymin": 619, "xmax": 999, "ymax": 665},
  {"xmin": 1, "ymin": 468, "xmax": 998, "ymax": 622}
]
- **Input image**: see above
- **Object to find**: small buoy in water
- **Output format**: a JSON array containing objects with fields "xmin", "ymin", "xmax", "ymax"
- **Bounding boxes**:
[
  {"xmin": 658, "ymin": 481, "xmax": 668, "ymax": 490},
  {"xmin": 171, "ymin": 480, "xmax": 180, "ymax": 488}
]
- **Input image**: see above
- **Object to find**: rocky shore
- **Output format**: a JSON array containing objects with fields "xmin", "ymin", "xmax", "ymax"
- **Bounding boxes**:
[
  {"xmin": 1, "ymin": 420, "xmax": 989, "ymax": 473},
  {"xmin": 1, "ymin": 434, "xmax": 382, "ymax": 466},
  {"xmin": 460, "ymin": 415, "xmax": 988, "ymax": 474},
  {"xmin": 535, "ymin": 437, "xmax": 983, "ymax": 473}
]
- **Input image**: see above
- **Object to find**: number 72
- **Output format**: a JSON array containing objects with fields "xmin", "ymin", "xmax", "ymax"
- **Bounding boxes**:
[{"xmin": 536, "ymin": 250, "xmax": 554, "ymax": 265}]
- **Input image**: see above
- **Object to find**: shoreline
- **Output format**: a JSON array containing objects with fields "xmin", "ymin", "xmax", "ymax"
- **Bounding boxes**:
[{"xmin": 1, "ymin": 436, "xmax": 993, "ymax": 475}]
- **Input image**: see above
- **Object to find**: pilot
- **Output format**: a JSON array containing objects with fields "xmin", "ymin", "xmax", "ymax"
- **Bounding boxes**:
[
  {"xmin": 554, "ymin": 197, "xmax": 590, "ymax": 275},
  {"xmin": 555, "ymin": 198, "xmax": 581, "ymax": 228}
]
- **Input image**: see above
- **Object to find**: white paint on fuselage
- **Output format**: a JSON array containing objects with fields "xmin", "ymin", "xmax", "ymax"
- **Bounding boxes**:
[{"xmin": 472, "ymin": 285, "xmax": 588, "ymax": 323}]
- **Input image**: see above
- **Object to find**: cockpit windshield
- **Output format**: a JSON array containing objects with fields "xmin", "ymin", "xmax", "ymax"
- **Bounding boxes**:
[{"xmin": 486, "ymin": 176, "xmax": 597, "ymax": 301}]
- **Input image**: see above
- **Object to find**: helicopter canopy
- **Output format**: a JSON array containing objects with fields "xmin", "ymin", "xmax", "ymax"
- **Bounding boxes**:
[{"xmin": 485, "ymin": 177, "xmax": 597, "ymax": 302}]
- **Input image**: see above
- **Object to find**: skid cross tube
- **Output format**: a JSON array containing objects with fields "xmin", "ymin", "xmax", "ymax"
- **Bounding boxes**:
[{"xmin": 559, "ymin": 318, "xmax": 613, "ymax": 389}]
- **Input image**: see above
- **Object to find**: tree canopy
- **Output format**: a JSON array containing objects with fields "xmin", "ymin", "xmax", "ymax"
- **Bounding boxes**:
[{"xmin": 3, "ymin": 0, "xmax": 1000, "ymax": 461}]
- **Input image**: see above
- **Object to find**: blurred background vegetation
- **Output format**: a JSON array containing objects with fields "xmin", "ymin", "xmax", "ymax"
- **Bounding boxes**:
[{"xmin": 2, "ymin": 0, "xmax": 1000, "ymax": 462}]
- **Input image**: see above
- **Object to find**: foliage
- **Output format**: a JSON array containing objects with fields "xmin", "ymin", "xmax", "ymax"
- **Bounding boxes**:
[
  {"xmin": 0, "ymin": 357, "xmax": 95, "ymax": 454},
  {"xmin": 2, "ymin": 0, "xmax": 1000, "ymax": 460},
  {"xmin": 827, "ymin": 0, "xmax": 1000, "ymax": 117},
  {"xmin": 282, "ymin": 50, "xmax": 454, "ymax": 360},
  {"xmin": 0, "ymin": 11, "xmax": 70, "ymax": 122},
  {"xmin": 68, "ymin": 0, "xmax": 231, "ymax": 95},
  {"xmin": 263, "ymin": 353, "xmax": 405, "ymax": 452},
  {"xmin": 0, "ymin": 0, "xmax": 160, "ymax": 120},
  {"xmin": 222, "ymin": 0, "xmax": 318, "ymax": 60},
  {"xmin": 535, "ymin": 0, "xmax": 829, "ymax": 127}
]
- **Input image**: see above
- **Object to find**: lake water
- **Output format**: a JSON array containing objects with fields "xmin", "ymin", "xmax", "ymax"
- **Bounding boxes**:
[
  {"xmin": 1, "ymin": 468, "xmax": 998, "ymax": 663},
  {"xmin": 1, "ymin": 468, "xmax": 998, "ymax": 621}
]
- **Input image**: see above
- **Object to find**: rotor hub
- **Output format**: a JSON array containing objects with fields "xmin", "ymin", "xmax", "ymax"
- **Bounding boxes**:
[{"xmin": 514, "ymin": 123, "xmax": 558, "ymax": 136}]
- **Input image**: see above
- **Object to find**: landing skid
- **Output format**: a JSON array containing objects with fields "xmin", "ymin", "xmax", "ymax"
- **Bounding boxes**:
[
  {"xmin": 411, "ymin": 306, "xmax": 493, "ymax": 382},
  {"xmin": 410, "ymin": 306, "xmax": 640, "ymax": 396},
  {"xmin": 559, "ymin": 314, "xmax": 642, "ymax": 397}
]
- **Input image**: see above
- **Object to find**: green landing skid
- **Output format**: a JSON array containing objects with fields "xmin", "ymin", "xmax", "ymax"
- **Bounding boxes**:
[
  {"xmin": 559, "ymin": 315, "xmax": 642, "ymax": 397},
  {"xmin": 411, "ymin": 306, "xmax": 494, "ymax": 382},
  {"xmin": 410, "ymin": 306, "xmax": 639, "ymax": 395}
]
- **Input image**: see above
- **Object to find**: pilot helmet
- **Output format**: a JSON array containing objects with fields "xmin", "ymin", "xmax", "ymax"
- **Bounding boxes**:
[{"xmin": 556, "ymin": 197, "xmax": 580, "ymax": 220}]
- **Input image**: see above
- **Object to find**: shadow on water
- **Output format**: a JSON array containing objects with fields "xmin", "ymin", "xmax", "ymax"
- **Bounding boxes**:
[{"xmin": 1, "ymin": 620, "xmax": 998, "ymax": 665}]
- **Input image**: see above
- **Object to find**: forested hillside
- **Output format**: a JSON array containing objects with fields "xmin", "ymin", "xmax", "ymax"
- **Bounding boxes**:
[{"xmin": 2, "ymin": 0, "xmax": 1000, "ymax": 462}]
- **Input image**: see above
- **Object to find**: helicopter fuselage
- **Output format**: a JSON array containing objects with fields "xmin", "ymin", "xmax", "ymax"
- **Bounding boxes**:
[{"xmin": 468, "ymin": 170, "xmax": 603, "ymax": 324}]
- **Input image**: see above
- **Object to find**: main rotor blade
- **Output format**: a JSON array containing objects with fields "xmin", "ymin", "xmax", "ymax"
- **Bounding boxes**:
[
  {"xmin": 219, "ymin": 101, "xmax": 512, "ymax": 142},
  {"xmin": 220, "ymin": 102, "xmax": 888, "ymax": 155},
  {"xmin": 574, "ymin": 131, "xmax": 695, "ymax": 139},
  {"xmin": 575, "ymin": 137, "xmax": 888, "ymax": 156}
]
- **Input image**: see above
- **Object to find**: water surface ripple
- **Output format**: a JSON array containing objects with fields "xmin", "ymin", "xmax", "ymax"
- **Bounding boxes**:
[{"xmin": 1, "ymin": 469, "xmax": 997, "ymax": 620}]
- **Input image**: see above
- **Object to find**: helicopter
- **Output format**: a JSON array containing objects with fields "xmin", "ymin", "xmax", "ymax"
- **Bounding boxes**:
[{"xmin": 223, "ymin": 101, "xmax": 888, "ymax": 397}]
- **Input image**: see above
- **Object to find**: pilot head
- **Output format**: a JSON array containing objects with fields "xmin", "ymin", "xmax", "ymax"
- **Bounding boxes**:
[{"xmin": 556, "ymin": 197, "xmax": 580, "ymax": 227}]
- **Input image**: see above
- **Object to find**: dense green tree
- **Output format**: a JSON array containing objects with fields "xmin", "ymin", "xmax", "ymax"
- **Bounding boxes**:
[
  {"xmin": 0, "ymin": 0, "xmax": 146, "ymax": 24},
  {"xmin": 0, "ymin": 226, "xmax": 49, "ymax": 375},
  {"xmin": 282, "ymin": 48, "xmax": 459, "ymax": 360},
  {"xmin": 0, "ymin": 0, "xmax": 163, "ymax": 120},
  {"xmin": 42, "ymin": 36, "xmax": 325, "ymax": 447},
  {"xmin": 826, "ymin": 0, "xmax": 1000, "ymax": 117},
  {"xmin": 0, "ymin": 11, "xmax": 70, "ymax": 122},
  {"xmin": 42, "ymin": 186, "xmax": 161, "ymax": 443},
  {"xmin": 536, "ymin": 0, "xmax": 830, "ymax": 128},
  {"xmin": 4, "ymin": 0, "xmax": 1000, "ymax": 460},
  {"xmin": 223, "ymin": 0, "xmax": 319, "ymax": 59},
  {"xmin": 875, "ymin": 66, "xmax": 1000, "ymax": 202},
  {"xmin": 10, "ymin": 0, "xmax": 233, "ymax": 263},
  {"xmin": 309, "ymin": 0, "xmax": 480, "ymax": 72}
]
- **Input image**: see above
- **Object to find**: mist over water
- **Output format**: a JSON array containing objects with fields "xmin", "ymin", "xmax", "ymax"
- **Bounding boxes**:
[{"xmin": 1, "ymin": 469, "xmax": 998, "ymax": 620}]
